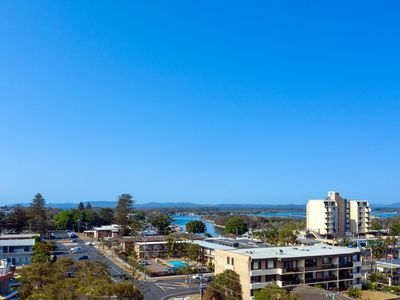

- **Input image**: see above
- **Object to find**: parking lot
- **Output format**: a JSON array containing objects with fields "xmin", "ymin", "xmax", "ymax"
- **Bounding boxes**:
[{"xmin": 53, "ymin": 237, "xmax": 204, "ymax": 299}]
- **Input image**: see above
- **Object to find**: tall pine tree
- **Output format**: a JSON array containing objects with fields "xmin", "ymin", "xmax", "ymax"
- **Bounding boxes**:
[
  {"xmin": 28, "ymin": 193, "xmax": 48, "ymax": 233},
  {"xmin": 85, "ymin": 202, "xmax": 92, "ymax": 210},
  {"xmin": 115, "ymin": 194, "xmax": 134, "ymax": 235},
  {"xmin": 78, "ymin": 202, "xmax": 85, "ymax": 210}
]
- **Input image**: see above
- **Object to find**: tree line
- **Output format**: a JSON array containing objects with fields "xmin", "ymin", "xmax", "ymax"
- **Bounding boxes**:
[{"xmin": 0, "ymin": 193, "xmax": 175, "ymax": 236}]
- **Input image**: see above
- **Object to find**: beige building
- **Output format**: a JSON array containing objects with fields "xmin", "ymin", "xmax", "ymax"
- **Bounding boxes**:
[
  {"xmin": 214, "ymin": 244, "xmax": 362, "ymax": 300},
  {"xmin": 306, "ymin": 191, "xmax": 371, "ymax": 236}
]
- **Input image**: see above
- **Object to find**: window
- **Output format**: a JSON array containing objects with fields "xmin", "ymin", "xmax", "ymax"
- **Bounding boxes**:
[
  {"xmin": 267, "ymin": 260, "xmax": 275, "ymax": 269},
  {"xmin": 227, "ymin": 257, "xmax": 230, "ymax": 264},
  {"xmin": 252, "ymin": 261, "xmax": 260, "ymax": 270},
  {"xmin": 231, "ymin": 257, "xmax": 234, "ymax": 265}
]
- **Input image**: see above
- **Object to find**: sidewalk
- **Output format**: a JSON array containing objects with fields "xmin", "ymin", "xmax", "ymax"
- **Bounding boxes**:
[{"xmin": 94, "ymin": 244, "xmax": 144, "ymax": 280}]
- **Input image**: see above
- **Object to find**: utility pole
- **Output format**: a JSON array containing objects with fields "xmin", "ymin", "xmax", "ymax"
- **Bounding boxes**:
[{"xmin": 143, "ymin": 226, "xmax": 147, "ymax": 280}]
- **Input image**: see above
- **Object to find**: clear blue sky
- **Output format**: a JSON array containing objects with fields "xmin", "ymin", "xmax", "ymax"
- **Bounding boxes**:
[{"xmin": 1, "ymin": 1, "xmax": 399, "ymax": 205}]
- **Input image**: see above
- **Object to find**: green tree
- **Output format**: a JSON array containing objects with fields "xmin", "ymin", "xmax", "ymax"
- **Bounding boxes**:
[
  {"xmin": 391, "ymin": 222, "xmax": 400, "ymax": 235},
  {"xmin": 28, "ymin": 193, "xmax": 48, "ymax": 233},
  {"xmin": 224, "ymin": 216, "xmax": 248, "ymax": 236},
  {"xmin": 32, "ymin": 241, "xmax": 55, "ymax": 263},
  {"xmin": 204, "ymin": 269, "xmax": 242, "ymax": 300},
  {"xmin": 5, "ymin": 205, "xmax": 28, "ymax": 233},
  {"xmin": 99, "ymin": 207, "xmax": 115, "ymax": 225},
  {"xmin": 148, "ymin": 213, "xmax": 172, "ymax": 235},
  {"xmin": 186, "ymin": 220, "xmax": 206, "ymax": 234},
  {"xmin": 255, "ymin": 229, "xmax": 280, "ymax": 246},
  {"xmin": 166, "ymin": 235, "xmax": 179, "ymax": 258},
  {"xmin": 115, "ymin": 194, "xmax": 134, "ymax": 235},
  {"xmin": 254, "ymin": 283, "xmax": 300, "ymax": 300},
  {"xmin": 18, "ymin": 258, "xmax": 143, "ymax": 299},
  {"xmin": 85, "ymin": 202, "xmax": 93, "ymax": 210},
  {"xmin": 53, "ymin": 210, "xmax": 75, "ymax": 230},
  {"xmin": 370, "ymin": 220, "xmax": 383, "ymax": 231},
  {"xmin": 78, "ymin": 202, "xmax": 85, "ymax": 210},
  {"xmin": 127, "ymin": 249, "xmax": 144, "ymax": 284}
]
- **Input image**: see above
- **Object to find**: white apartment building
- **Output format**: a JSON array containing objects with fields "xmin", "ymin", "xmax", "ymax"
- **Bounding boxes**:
[
  {"xmin": 215, "ymin": 244, "xmax": 362, "ymax": 300},
  {"xmin": 306, "ymin": 191, "xmax": 371, "ymax": 236}
]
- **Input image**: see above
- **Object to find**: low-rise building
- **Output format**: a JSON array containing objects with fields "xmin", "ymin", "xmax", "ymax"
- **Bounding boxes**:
[
  {"xmin": 0, "ymin": 259, "xmax": 18, "ymax": 299},
  {"xmin": 84, "ymin": 224, "xmax": 121, "ymax": 239},
  {"xmin": 215, "ymin": 244, "xmax": 362, "ymax": 300},
  {"xmin": 0, "ymin": 238, "xmax": 36, "ymax": 266},
  {"xmin": 191, "ymin": 240, "xmax": 235, "ymax": 264},
  {"xmin": 205, "ymin": 237, "xmax": 265, "ymax": 249}
]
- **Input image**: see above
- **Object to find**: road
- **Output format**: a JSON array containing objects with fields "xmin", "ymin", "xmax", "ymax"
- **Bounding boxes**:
[{"xmin": 55, "ymin": 238, "xmax": 202, "ymax": 300}]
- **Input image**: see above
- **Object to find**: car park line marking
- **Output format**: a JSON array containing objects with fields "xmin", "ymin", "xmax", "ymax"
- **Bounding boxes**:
[{"xmin": 155, "ymin": 282, "xmax": 188, "ymax": 291}]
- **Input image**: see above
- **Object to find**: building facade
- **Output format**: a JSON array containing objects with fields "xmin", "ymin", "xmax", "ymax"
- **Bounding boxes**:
[
  {"xmin": 0, "ymin": 238, "xmax": 35, "ymax": 266},
  {"xmin": 306, "ymin": 191, "xmax": 371, "ymax": 236},
  {"xmin": 215, "ymin": 245, "xmax": 362, "ymax": 300},
  {"xmin": 0, "ymin": 259, "xmax": 18, "ymax": 299}
]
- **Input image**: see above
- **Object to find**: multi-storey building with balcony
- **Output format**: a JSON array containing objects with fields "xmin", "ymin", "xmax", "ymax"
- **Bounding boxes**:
[
  {"xmin": 0, "ymin": 238, "xmax": 36, "ymax": 266},
  {"xmin": 306, "ymin": 191, "xmax": 371, "ymax": 236},
  {"xmin": 214, "ymin": 244, "xmax": 362, "ymax": 300}
]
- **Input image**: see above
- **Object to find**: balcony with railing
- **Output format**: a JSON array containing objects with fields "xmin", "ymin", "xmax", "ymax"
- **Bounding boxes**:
[
  {"xmin": 281, "ymin": 278, "xmax": 301, "ymax": 286},
  {"xmin": 305, "ymin": 275, "xmax": 337, "ymax": 283},
  {"xmin": 339, "ymin": 262, "xmax": 353, "ymax": 268},
  {"xmin": 281, "ymin": 267, "xmax": 305, "ymax": 274}
]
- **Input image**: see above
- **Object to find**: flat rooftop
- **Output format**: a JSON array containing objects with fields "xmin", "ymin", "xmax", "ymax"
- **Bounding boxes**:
[
  {"xmin": 376, "ymin": 259, "xmax": 400, "ymax": 268},
  {"xmin": 0, "ymin": 234, "xmax": 39, "ymax": 240},
  {"xmin": 192, "ymin": 240, "xmax": 235, "ymax": 251},
  {"xmin": 219, "ymin": 244, "xmax": 359, "ymax": 259},
  {"xmin": 0, "ymin": 239, "xmax": 35, "ymax": 247}
]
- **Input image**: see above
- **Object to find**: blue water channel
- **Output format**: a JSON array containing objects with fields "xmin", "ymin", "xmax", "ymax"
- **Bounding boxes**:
[
  {"xmin": 171, "ymin": 214, "xmax": 222, "ymax": 237},
  {"xmin": 171, "ymin": 211, "xmax": 398, "ymax": 237}
]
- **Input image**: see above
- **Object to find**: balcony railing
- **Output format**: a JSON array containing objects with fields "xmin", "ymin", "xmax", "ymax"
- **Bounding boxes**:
[
  {"xmin": 320, "ymin": 263, "xmax": 338, "ymax": 270},
  {"xmin": 305, "ymin": 276, "xmax": 337, "ymax": 283},
  {"xmin": 339, "ymin": 274, "xmax": 353, "ymax": 280},
  {"xmin": 339, "ymin": 262, "xmax": 353, "ymax": 268},
  {"xmin": 305, "ymin": 264, "xmax": 338, "ymax": 271},
  {"xmin": 281, "ymin": 278, "xmax": 301, "ymax": 286},
  {"xmin": 282, "ymin": 267, "xmax": 305, "ymax": 273}
]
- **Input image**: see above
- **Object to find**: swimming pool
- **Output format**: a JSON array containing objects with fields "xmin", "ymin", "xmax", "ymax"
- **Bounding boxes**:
[{"xmin": 169, "ymin": 261, "xmax": 188, "ymax": 269}]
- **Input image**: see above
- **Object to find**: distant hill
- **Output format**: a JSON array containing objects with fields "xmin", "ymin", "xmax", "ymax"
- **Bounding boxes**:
[
  {"xmin": 9, "ymin": 200, "xmax": 399, "ymax": 210},
  {"xmin": 39, "ymin": 201, "xmax": 306, "ymax": 210}
]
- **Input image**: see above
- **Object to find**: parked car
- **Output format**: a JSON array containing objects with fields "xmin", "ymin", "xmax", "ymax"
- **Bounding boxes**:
[
  {"xmin": 78, "ymin": 255, "xmax": 89, "ymax": 260},
  {"xmin": 139, "ymin": 260, "xmax": 149, "ymax": 266},
  {"xmin": 70, "ymin": 239, "xmax": 77, "ymax": 243},
  {"xmin": 192, "ymin": 274, "xmax": 202, "ymax": 280},
  {"xmin": 71, "ymin": 247, "xmax": 82, "ymax": 254},
  {"xmin": 85, "ymin": 241, "xmax": 92, "ymax": 246},
  {"xmin": 165, "ymin": 267, "xmax": 174, "ymax": 273}
]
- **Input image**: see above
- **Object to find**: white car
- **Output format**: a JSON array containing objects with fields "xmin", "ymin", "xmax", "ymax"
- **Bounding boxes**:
[
  {"xmin": 71, "ymin": 247, "xmax": 82, "ymax": 254},
  {"xmin": 192, "ymin": 274, "xmax": 202, "ymax": 280},
  {"xmin": 85, "ymin": 242, "xmax": 92, "ymax": 246}
]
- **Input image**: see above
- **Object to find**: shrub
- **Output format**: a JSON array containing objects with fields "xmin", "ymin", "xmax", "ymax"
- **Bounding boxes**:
[{"xmin": 348, "ymin": 288, "xmax": 362, "ymax": 299}]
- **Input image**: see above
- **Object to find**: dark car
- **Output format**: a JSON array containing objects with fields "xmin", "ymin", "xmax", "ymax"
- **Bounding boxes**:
[{"xmin": 78, "ymin": 255, "xmax": 89, "ymax": 260}]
